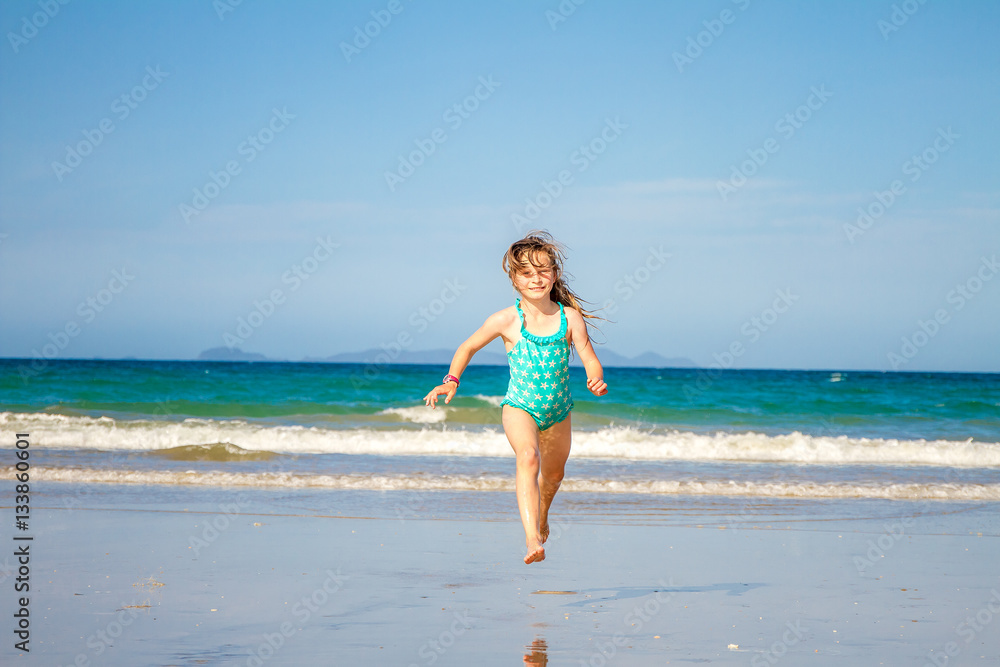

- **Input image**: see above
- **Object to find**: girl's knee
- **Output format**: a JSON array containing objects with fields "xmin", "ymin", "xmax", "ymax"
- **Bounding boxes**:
[
  {"xmin": 517, "ymin": 447, "xmax": 541, "ymax": 469},
  {"xmin": 541, "ymin": 467, "xmax": 564, "ymax": 485}
]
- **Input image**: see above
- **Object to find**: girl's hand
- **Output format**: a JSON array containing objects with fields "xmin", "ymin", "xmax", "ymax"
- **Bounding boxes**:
[
  {"xmin": 424, "ymin": 383, "xmax": 457, "ymax": 409},
  {"xmin": 587, "ymin": 377, "xmax": 608, "ymax": 396}
]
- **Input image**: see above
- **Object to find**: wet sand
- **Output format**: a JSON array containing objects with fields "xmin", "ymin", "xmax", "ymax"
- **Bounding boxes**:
[{"xmin": 6, "ymin": 491, "xmax": 1000, "ymax": 665}]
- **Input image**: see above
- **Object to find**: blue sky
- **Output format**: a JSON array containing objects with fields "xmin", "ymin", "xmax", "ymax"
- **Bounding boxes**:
[{"xmin": 1, "ymin": 0, "xmax": 998, "ymax": 372}]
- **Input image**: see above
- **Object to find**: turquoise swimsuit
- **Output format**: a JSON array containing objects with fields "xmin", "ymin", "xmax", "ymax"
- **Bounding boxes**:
[{"xmin": 500, "ymin": 299, "xmax": 574, "ymax": 431}]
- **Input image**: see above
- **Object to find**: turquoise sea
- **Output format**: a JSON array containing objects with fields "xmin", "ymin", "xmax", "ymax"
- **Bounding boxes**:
[{"xmin": 2, "ymin": 359, "xmax": 999, "ymax": 520}]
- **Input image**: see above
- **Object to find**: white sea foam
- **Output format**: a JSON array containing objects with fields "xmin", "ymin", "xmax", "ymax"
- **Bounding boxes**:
[
  {"xmin": 13, "ymin": 467, "xmax": 1000, "ymax": 501},
  {"xmin": 379, "ymin": 406, "xmax": 447, "ymax": 424},
  {"xmin": 2, "ymin": 412, "xmax": 998, "ymax": 467},
  {"xmin": 472, "ymin": 394, "xmax": 505, "ymax": 407}
]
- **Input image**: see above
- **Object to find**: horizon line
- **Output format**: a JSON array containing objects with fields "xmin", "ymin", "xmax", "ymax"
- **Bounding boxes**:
[{"xmin": 0, "ymin": 357, "xmax": 997, "ymax": 376}]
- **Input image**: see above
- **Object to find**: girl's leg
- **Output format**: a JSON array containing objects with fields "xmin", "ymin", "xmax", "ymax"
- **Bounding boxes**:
[
  {"xmin": 502, "ymin": 405, "xmax": 545, "ymax": 564},
  {"xmin": 537, "ymin": 413, "xmax": 571, "ymax": 543}
]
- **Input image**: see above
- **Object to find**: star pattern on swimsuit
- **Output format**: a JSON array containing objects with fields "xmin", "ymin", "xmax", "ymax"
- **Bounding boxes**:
[{"xmin": 502, "ymin": 301, "xmax": 575, "ymax": 430}]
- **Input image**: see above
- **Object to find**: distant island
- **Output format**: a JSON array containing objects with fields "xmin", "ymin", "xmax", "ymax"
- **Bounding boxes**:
[
  {"xmin": 197, "ymin": 346, "xmax": 697, "ymax": 368},
  {"xmin": 197, "ymin": 347, "xmax": 271, "ymax": 362}
]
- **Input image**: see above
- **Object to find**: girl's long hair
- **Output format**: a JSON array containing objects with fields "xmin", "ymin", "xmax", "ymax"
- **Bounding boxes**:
[{"xmin": 502, "ymin": 230, "xmax": 605, "ymax": 340}]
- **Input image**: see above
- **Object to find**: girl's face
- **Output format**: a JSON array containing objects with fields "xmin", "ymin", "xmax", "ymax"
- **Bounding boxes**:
[{"xmin": 513, "ymin": 252, "xmax": 555, "ymax": 299}]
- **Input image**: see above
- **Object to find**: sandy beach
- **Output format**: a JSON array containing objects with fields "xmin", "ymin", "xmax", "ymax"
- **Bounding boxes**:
[{"xmin": 5, "ymin": 485, "xmax": 998, "ymax": 666}]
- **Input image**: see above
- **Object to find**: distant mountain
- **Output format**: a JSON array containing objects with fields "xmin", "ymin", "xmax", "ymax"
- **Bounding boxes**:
[{"xmin": 197, "ymin": 347, "xmax": 271, "ymax": 362}]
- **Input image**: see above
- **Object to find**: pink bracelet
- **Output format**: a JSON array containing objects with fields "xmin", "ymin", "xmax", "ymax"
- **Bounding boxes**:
[{"xmin": 442, "ymin": 374, "xmax": 461, "ymax": 386}]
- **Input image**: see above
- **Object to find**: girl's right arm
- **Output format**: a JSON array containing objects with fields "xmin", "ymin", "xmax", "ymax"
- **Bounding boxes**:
[{"xmin": 423, "ymin": 309, "xmax": 513, "ymax": 408}]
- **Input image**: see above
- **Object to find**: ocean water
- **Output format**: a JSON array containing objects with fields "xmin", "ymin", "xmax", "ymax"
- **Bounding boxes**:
[{"xmin": 2, "ymin": 359, "xmax": 1000, "ymax": 517}]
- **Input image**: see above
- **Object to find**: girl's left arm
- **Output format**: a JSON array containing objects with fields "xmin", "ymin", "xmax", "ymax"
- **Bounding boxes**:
[{"xmin": 567, "ymin": 310, "xmax": 608, "ymax": 396}]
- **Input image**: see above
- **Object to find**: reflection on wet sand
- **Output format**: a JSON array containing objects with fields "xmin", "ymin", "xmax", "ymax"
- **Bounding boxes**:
[{"xmin": 523, "ymin": 637, "xmax": 548, "ymax": 666}]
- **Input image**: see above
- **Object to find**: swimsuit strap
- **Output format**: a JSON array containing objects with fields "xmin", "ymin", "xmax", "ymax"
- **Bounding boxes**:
[{"xmin": 515, "ymin": 299, "xmax": 567, "ymax": 344}]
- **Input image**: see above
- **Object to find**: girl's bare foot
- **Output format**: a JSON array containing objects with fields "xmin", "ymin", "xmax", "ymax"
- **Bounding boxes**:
[{"xmin": 524, "ymin": 539, "xmax": 546, "ymax": 564}]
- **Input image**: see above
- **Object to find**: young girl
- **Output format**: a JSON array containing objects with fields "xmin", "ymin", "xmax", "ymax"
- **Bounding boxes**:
[{"xmin": 423, "ymin": 231, "xmax": 608, "ymax": 565}]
